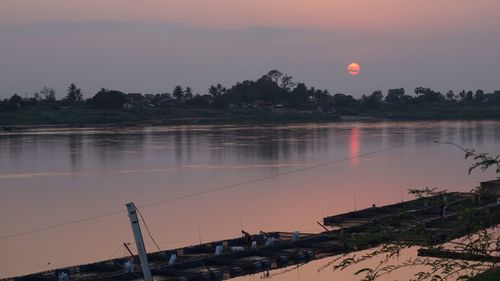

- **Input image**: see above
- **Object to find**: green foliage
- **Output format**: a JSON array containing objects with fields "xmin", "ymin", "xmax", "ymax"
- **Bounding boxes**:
[
  {"xmin": 91, "ymin": 88, "xmax": 127, "ymax": 109},
  {"xmin": 328, "ymin": 147, "xmax": 500, "ymax": 281},
  {"xmin": 362, "ymin": 91, "xmax": 384, "ymax": 109},
  {"xmin": 408, "ymin": 187, "xmax": 447, "ymax": 199},
  {"xmin": 4, "ymin": 70, "xmax": 500, "ymax": 125},
  {"xmin": 65, "ymin": 83, "xmax": 83, "ymax": 104},
  {"xmin": 39, "ymin": 86, "xmax": 56, "ymax": 102},
  {"xmin": 8, "ymin": 94, "xmax": 23, "ymax": 111},
  {"xmin": 464, "ymin": 148, "xmax": 500, "ymax": 177},
  {"xmin": 385, "ymin": 88, "xmax": 405, "ymax": 104},
  {"xmin": 172, "ymin": 85, "xmax": 184, "ymax": 103}
]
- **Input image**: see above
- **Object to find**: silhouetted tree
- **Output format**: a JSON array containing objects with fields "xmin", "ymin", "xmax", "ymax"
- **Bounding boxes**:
[
  {"xmin": 465, "ymin": 90, "xmax": 474, "ymax": 103},
  {"xmin": 65, "ymin": 83, "xmax": 83, "ymax": 104},
  {"xmin": 8, "ymin": 94, "xmax": 23, "ymax": 111},
  {"xmin": 474, "ymin": 90, "xmax": 485, "ymax": 104},
  {"xmin": 415, "ymin": 87, "xmax": 445, "ymax": 103},
  {"xmin": 364, "ymin": 90, "xmax": 384, "ymax": 109},
  {"xmin": 184, "ymin": 87, "xmax": 193, "ymax": 101},
  {"xmin": 400, "ymin": 95, "xmax": 414, "ymax": 104},
  {"xmin": 91, "ymin": 88, "xmax": 127, "ymax": 109},
  {"xmin": 280, "ymin": 74, "xmax": 295, "ymax": 92},
  {"xmin": 385, "ymin": 88, "xmax": 405, "ymax": 104},
  {"xmin": 172, "ymin": 85, "xmax": 184, "ymax": 103},
  {"xmin": 414, "ymin": 87, "xmax": 426, "ymax": 96},
  {"xmin": 446, "ymin": 90, "xmax": 455, "ymax": 102},
  {"xmin": 208, "ymin": 84, "xmax": 226, "ymax": 98},
  {"xmin": 332, "ymin": 93, "xmax": 357, "ymax": 107},
  {"xmin": 40, "ymin": 87, "xmax": 56, "ymax": 102},
  {"xmin": 459, "ymin": 90, "xmax": 466, "ymax": 102},
  {"xmin": 33, "ymin": 92, "xmax": 42, "ymax": 102},
  {"xmin": 189, "ymin": 94, "xmax": 212, "ymax": 107},
  {"xmin": 264, "ymin": 69, "xmax": 283, "ymax": 84}
]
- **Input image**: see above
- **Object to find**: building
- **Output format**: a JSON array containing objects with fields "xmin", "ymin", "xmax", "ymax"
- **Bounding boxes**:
[
  {"xmin": 479, "ymin": 179, "xmax": 500, "ymax": 198},
  {"xmin": 123, "ymin": 93, "xmax": 145, "ymax": 109}
]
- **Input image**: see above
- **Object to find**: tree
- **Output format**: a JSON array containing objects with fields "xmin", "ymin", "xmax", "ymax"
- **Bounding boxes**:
[
  {"xmin": 465, "ymin": 91, "xmax": 474, "ymax": 103},
  {"xmin": 264, "ymin": 69, "xmax": 283, "ymax": 84},
  {"xmin": 486, "ymin": 91, "xmax": 500, "ymax": 105},
  {"xmin": 459, "ymin": 90, "xmax": 466, "ymax": 102},
  {"xmin": 91, "ymin": 88, "xmax": 127, "ymax": 109},
  {"xmin": 415, "ymin": 88, "xmax": 445, "ymax": 103},
  {"xmin": 208, "ymin": 84, "xmax": 226, "ymax": 98},
  {"xmin": 8, "ymin": 94, "xmax": 23, "ymax": 110},
  {"xmin": 33, "ymin": 92, "xmax": 42, "ymax": 102},
  {"xmin": 280, "ymin": 74, "xmax": 295, "ymax": 92},
  {"xmin": 332, "ymin": 93, "xmax": 357, "ymax": 108},
  {"xmin": 446, "ymin": 90, "xmax": 455, "ymax": 102},
  {"xmin": 184, "ymin": 87, "xmax": 193, "ymax": 101},
  {"xmin": 190, "ymin": 94, "xmax": 212, "ymax": 107},
  {"xmin": 172, "ymin": 85, "xmax": 184, "ymax": 103},
  {"xmin": 40, "ymin": 87, "xmax": 56, "ymax": 102},
  {"xmin": 385, "ymin": 88, "xmax": 405, "ymax": 104},
  {"xmin": 364, "ymin": 90, "xmax": 384, "ymax": 109},
  {"xmin": 474, "ymin": 90, "xmax": 485, "ymax": 104},
  {"xmin": 415, "ymin": 87, "xmax": 426, "ymax": 96},
  {"xmin": 65, "ymin": 83, "xmax": 83, "ymax": 104},
  {"xmin": 330, "ymin": 146, "xmax": 500, "ymax": 281}
]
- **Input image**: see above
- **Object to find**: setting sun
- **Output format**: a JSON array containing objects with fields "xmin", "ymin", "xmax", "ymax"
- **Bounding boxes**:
[{"xmin": 347, "ymin": 62, "xmax": 361, "ymax": 75}]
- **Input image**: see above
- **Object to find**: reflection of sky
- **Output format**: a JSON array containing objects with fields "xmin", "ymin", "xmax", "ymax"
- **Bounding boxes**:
[{"xmin": 0, "ymin": 121, "xmax": 499, "ymax": 278}]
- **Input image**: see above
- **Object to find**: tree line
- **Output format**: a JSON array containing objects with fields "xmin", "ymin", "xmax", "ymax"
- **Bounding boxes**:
[{"xmin": 2, "ymin": 70, "xmax": 500, "ymax": 114}]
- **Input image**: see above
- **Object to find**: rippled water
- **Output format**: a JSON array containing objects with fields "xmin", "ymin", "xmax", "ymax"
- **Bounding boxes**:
[{"xmin": 0, "ymin": 121, "xmax": 499, "ymax": 279}]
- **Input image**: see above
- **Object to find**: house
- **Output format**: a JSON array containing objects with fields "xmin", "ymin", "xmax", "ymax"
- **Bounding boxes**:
[
  {"xmin": 157, "ymin": 94, "xmax": 176, "ymax": 107},
  {"xmin": 479, "ymin": 179, "xmax": 500, "ymax": 201},
  {"xmin": 123, "ymin": 93, "xmax": 144, "ymax": 109},
  {"xmin": 252, "ymin": 100, "xmax": 273, "ymax": 108},
  {"xmin": 127, "ymin": 93, "xmax": 144, "ymax": 103}
]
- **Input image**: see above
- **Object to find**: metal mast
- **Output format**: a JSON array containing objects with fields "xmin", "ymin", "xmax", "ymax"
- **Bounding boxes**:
[{"xmin": 126, "ymin": 202, "xmax": 153, "ymax": 281}]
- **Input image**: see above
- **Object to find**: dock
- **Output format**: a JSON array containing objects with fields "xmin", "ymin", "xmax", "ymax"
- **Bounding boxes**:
[{"xmin": 3, "ymin": 192, "xmax": 499, "ymax": 281}]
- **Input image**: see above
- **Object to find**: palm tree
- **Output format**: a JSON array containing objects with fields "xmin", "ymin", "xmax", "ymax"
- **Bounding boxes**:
[{"xmin": 65, "ymin": 83, "xmax": 83, "ymax": 104}]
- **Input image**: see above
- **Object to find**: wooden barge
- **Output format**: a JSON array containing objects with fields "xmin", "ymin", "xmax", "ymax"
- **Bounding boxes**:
[{"xmin": 3, "ymin": 192, "xmax": 499, "ymax": 281}]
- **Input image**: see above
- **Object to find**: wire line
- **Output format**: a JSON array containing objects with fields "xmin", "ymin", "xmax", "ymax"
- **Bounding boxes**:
[
  {"xmin": 0, "ymin": 132, "xmax": 454, "ymax": 242},
  {"xmin": 136, "ymin": 206, "xmax": 162, "ymax": 252}
]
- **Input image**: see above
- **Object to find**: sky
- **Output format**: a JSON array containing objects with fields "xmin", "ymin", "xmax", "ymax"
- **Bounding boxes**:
[{"xmin": 0, "ymin": 0, "xmax": 499, "ymax": 99}]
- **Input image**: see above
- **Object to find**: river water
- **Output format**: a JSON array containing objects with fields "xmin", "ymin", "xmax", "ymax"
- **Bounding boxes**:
[{"xmin": 0, "ymin": 121, "xmax": 499, "ymax": 279}]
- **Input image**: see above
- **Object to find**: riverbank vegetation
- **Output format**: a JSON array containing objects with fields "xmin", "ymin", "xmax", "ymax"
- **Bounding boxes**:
[
  {"xmin": 329, "ymin": 148, "xmax": 500, "ymax": 281},
  {"xmin": 2, "ymin": 71, "xmax": 500, "ymax": 126}
]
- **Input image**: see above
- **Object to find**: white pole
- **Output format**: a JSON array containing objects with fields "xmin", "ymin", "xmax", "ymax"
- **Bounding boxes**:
[{"xmin": 126, "ymin": 202, "xmax": 153, "ymax": 281}]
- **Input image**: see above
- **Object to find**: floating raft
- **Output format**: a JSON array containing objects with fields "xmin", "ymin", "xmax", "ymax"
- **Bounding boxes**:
[
  {"xmin": 3, "ymin": 232, "xmax": 341, "ymax": 281},
  {"xmin": 3, "ymin": 192, "xmax": 500, "ymax": 281},
  {"xmin": 323, "ymin": 192, "xmax": 472, "ymax": 229}
]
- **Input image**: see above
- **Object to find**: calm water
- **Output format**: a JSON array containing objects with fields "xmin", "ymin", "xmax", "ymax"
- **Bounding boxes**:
[{"xmin": 0, "ymin": 121, "xmax": 499, "ymax": 279}]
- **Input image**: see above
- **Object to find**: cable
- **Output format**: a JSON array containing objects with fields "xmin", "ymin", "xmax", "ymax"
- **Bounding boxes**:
[
  {"xmin": 136, "ymin": 206, "xmax": 162, "ymax": 252},
  {"xmin": 0, "ymin": 132, "xmax": 455, "ymax": 242},
  {"xmin": 137, "ymin": 133, "xmax": 454, "ymax": 210},
  {"xmin": 0, "ymin": 210, "xmax": 125, "ymax": 241}
]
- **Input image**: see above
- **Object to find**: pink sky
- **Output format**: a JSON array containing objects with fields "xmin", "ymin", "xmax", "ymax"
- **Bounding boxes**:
[
  {"xmin": 1, "ymin": 0, "xmax": 499, "ymax": 97},
  {"xmin": 3, "ymin": 0, "xmax": 499, "ymax": 30}
]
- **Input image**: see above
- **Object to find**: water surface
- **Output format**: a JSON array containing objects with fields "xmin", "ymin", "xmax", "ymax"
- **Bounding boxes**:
[{"xmin": 0, "ymin": 121, "xmax": 499, "ymax": 279}]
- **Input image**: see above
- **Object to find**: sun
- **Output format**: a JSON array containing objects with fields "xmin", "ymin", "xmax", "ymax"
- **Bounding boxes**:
[{"xmin": 347, "ymin": 62, "xmax": 361, "ymax": 76}]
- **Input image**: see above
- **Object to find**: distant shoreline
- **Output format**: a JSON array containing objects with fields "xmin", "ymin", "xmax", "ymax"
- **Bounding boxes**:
[{"xmin": 3, "ymin": 114, "xmax": 500, "ymax": 132}]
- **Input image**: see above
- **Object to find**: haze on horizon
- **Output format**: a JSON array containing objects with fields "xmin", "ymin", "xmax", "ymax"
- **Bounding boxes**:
[{"xmin": 0, "ymin": 0, "xmax": 499, "ymax": 99}]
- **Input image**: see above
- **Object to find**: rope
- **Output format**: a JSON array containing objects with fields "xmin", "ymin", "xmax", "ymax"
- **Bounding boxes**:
[{"xmin": 136, "ymin": 206, "xmax": 162, "ymax": 252}]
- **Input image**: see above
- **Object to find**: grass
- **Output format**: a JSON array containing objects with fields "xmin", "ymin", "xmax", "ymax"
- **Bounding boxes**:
[
  {"xmin": 3, "ymin": 103, "xmax": 500, "ymax": 127},
  {"xmin": 0, "ymin": 106, "xmax": 340, "ymax": 126}
]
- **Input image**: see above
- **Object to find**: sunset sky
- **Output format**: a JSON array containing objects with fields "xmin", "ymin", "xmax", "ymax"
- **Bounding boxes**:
[{"xmin": 1, "ymin": 0, "xmax": 499, "ymax": 98}]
